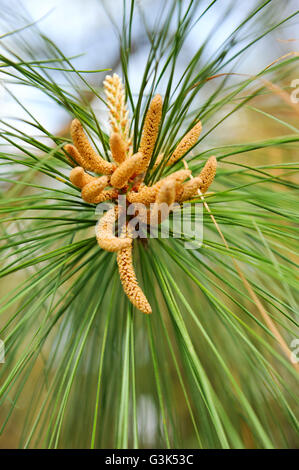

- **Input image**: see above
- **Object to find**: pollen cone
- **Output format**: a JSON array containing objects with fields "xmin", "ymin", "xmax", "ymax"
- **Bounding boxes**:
[
  {"xmin": 110, "ymin": 132, "xmax": 127, "ymax": 164},
  {"xmin": 198, "ymin": 156, "xmax": 217, "ymax": 193},
  {"xmin": 81, "ymin": 176, "xmax": 109, "ymax": 203},
  {"xmin": 117, "ymin": 228, "xmax": 152, "ymax": 314},
  {"xmin": 96, "ymin": 207, "xmax": 132, "ymax": 252},
  {"xmin": 137, "ymin": 94, "xmax": 163, "ymax": 174},
  {"xmin": 71, "ymin": 119, "xmax": 115, "ymax": 174},
  {"xmin": 70, "ymin": 166, "xmax": 95, "ymax": 188},
  {"xmin": 167, "ymin": 121, "xmax": 202, "ymax": 167},
  {"xmin": 111, "ymin": 152, "xmax": 143, "ymax": 189},
  {"xmin": 179, "ymin": 176, "xmax": 203, "ymax": 201}
]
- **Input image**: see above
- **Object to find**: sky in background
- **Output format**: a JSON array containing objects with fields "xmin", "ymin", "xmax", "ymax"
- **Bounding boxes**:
[{"xmin": 0, "ymin": 0, "xmax": 298, "ymax": 136}]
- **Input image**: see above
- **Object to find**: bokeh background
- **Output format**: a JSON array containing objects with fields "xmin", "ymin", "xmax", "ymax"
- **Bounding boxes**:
[
  {"xmin": 0, "ymin": 0, "xmax": 298, "ymax": 448},
  {"xmin": 1, "ymin": 0, "xmax": 298, "ymax": 138}
]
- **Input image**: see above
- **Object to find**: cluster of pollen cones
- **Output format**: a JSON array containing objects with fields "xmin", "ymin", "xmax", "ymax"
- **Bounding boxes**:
[{"xmin": 65, "ymin": 73, "xmax": 217, "ymax": 314}]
